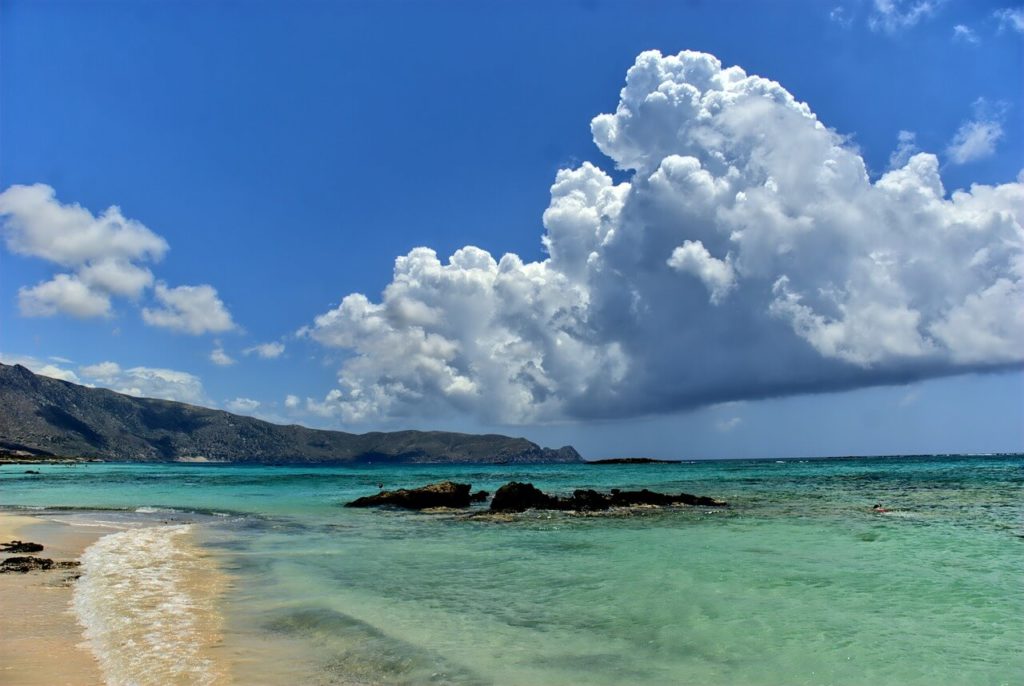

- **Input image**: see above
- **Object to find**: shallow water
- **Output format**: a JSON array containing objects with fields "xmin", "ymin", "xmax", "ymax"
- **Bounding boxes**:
[{"xmin": 2, "ymin": 455, "xmax": 1022, "ymax": 685}]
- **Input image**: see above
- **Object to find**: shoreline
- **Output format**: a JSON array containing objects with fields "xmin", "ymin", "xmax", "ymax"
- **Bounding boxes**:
[{"xmin": 0, "ymin": 511, "xmax": 109, "ymax": 686}]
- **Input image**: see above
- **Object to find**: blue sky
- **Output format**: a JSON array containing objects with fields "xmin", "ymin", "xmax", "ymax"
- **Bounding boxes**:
[{"xmin": 2, "ymin": 0, "xmax": 1022, "ymax": 459}]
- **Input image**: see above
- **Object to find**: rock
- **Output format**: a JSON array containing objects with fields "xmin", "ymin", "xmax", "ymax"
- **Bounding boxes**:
[
  {"xmin": 490, "ymin": 482, "xmax": 727, "ymax": 513},
  {"xmin": 0, "ymin": 540, "xmax": 44, "ymax": 553},
  {"xmin": 489, "ymin": 482, "xmax": 565, "ymax": 512},
  {"xmin": 470, "ymin": 490, "xmax": 489, "ymax": 503},
  {"xmin": 0, "ymin": 556, "xmax": 55, "ymax": 573},
  {"xmin": 569, "ymin": 489, "xmax": 612, "ymax": 511},
  {"xmin": 345, "ymin": 481, "xmax": 473, "ymax": 509},
  {"xmin": 24, "ymin": 470, "xmax": 41, "ymax": 474},
  {"xmin": 587, "ymin": 458, "xmax": 677, "ymax": 464}
]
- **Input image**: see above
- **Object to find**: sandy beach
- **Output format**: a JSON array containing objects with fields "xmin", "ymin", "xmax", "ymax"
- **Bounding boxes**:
[{"xmin": 0, "ymin": 512, "xmax": 108, "ymax": 686}]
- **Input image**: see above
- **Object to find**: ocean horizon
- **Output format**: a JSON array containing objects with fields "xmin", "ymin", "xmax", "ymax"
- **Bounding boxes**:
[{"xmin": 3, "ymin": 453, "xmax": 1021, "ymax": 685}]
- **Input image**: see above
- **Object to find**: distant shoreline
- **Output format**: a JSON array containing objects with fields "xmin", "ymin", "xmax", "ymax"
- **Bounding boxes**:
[{"xmin": 3, "ymin": 451, "xmax": 1022, "ymax": 467}]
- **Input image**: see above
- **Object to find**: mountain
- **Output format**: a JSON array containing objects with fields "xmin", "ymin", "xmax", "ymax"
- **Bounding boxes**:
[{"xmin": 0, "ymin": 363, "xmax": 581, "ymax": 464}]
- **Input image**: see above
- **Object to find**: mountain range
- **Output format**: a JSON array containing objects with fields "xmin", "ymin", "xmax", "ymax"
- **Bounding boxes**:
[{"xmin": 0, "ymin": 363, "xmax": 580, "ymax": 464}]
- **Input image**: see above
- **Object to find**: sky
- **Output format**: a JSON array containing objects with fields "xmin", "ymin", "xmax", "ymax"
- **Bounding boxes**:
[{"xmin": 1, "ymin": 0, "xmax": 1022, "ymax": 459}]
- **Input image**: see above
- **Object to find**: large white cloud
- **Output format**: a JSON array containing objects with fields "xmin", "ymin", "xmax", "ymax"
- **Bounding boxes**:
[
  {"xmin": 0, "ymin": 184, "xmax": 236, "ymax": 333},
  {"xmin": 0, "ymin": 184, "xmax": 164, "ymax": 317},
  {"xmin": 303, "ymin": 50, "xmax": 1024, "ymax": 424}
]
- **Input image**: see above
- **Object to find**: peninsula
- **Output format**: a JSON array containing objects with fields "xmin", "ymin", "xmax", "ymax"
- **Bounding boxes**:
[{"xmin": 0, "ymin": 363, "xmax": 580, "ymax": 465}]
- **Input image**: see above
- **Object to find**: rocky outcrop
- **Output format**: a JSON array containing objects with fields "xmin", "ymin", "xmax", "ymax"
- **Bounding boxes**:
[
  {"xmin": 489, "ymin": 482, "xmax": 564, "ymax": 512},
  {"xmin": 0, "ymin": 540, "xmax": 44, "ymax": 553},
  {"xmin": 0, "ymin": 363, "xmax": 582, "ymax": 465},
  {"xmin": 489, "ymin": 482, "xmax": 727, "ymax": 512},
  {"xmin": 0, "ymin": 556, "xmax": 80, "ymax": 573},
  {"xmin": 345, "ymin": 481, "xmax": 474, "ymax": 509},
  {"xmin": 586, "ymin": 458, "xmax": 678, "ymax": 464}
]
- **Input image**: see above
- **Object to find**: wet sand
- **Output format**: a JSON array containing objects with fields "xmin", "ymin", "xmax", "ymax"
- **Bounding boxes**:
[{"xmin": 0, "ymin": 512, "xmax": 108, "ymax": 686}]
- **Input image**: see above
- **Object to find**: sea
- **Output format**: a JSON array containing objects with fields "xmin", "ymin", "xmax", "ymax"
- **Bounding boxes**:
[{"xmin": 2, "ymin": 454, "xmax": 1021, "ymax": 686}]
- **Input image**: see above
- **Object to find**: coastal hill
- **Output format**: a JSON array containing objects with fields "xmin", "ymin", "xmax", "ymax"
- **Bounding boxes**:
[{"xmin": 0, "ymin": 363, "xmax": 580, "ymax": 464}]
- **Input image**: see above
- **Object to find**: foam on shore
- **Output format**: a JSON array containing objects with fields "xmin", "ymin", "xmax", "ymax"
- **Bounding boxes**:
[{"xmin": 73, "ymin": 524, "xmax": 228, "ymax": 686}]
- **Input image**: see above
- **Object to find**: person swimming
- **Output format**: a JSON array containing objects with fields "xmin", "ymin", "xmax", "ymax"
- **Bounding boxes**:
[{"xmin": 872, "ymin": 503, "xmax": 889, "ymax": 513}]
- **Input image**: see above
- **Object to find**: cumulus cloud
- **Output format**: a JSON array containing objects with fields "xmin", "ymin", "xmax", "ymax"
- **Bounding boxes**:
[
  {"xmin": 994, "ymin": 7, "xmax": 1024, "ymax": 34},
  {"xmin": 868, "ymin": 0, "xmax": 941, "ymax": 33},
  {"xmin": 210, "ymin": 343, "xmax": 235, "ymax": 366},
  {"xmin": 302, "ymin": 50, "xmax": 1024, "ymax": 425},
  {"xmin": 0, "ymin": 184, "xmax": 165, "ymax": 318},
  {"xmin": 225, "ymin": 397, "xmax": 260, "ymax": 414},
  {"xmin": 946, "ymin": 99, "xmax": 1007, "ymax": 164},
  {"xmin": 142, "ymin": 283, "xmax": 236, "ymax": 335},
  {"xmin": 284, "ymin": 394, "xmax": 300, "ymax": 409},
  {"xmin": 243, "ymin": 342, "xmax": 285, "ymax": 359},
  {"xmin": 0, "ymin": 184, "xmax": 237, "ymax": 332},
  {"xmin": 19, "ymin": 274, "xmax": 113, "ymax": 318}
]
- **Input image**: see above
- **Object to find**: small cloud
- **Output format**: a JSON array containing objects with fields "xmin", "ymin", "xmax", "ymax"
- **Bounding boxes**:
[
  {"xmin": 868, "ymin": 0, "xmax": 941, "ymax": 34},
  {"xmin": 715, "ymin": 417, "xmax": 743, "ymax": 432},
  {"xmin": 897, "ymin": 389, "xmax": 920, "ymax": 407},
  {"xmin": 829, "ymin": 6, "xmax": 853, "ymax": 27},
  {"xmin": 994, "ymin": 7, "xmax": 1024, "ymax": 34},
  {"xmin": 946, "ymin": 98, "xmax": 1007, "ymax": 165},
  {"xmin": 142, "ymin": 282, "xmax": 236, "ymax": 335},
  {"xmin": 49, "ymin": 356, "xmax": 74, "ymax": 364},
  {"xmin": 210, "ymin": 343, "xmax": 235, "ymax": 366},
  {"xmin": 888, "ymin": 130, "xmax": 919, "ymax": 169},
  {"xmin": 243, "ymin": 342, "xmax": 285, "ymax": 359},
  {"xmin": 226, "ymin": 397, "xmax": 260, "ymax": 414},
  {"xmin": 79, "ymin": 361, "xmax": 121, "ymax": 382},
  {"xmin": 284, "ymin": 394, "xmax": 300, "ymax": 409},
  {"xmin": 952, "ymin": 24, "xmax": 979, "ymax": 43}
]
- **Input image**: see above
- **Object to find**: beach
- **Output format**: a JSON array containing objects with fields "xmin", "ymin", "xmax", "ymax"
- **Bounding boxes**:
[{"xmin": 0, "ymin": 512, "xmax": 106, "ymax": 686}]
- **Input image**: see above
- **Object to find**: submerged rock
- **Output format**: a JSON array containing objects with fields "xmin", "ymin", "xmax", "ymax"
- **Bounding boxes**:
[
  {"xmin": 0, "ymin": 540, "xmax": 44, "ymax": 553},
  {"xmin": 489, "ymin": 482, "xmax": 727, "ymax": 513},
  {"xmin": 345, "ymin": 481, "xmax": 474, "ymax": 510},
  {"xmin": 470, "ymin": 490, "xmax": 489, "ymax": 502}
]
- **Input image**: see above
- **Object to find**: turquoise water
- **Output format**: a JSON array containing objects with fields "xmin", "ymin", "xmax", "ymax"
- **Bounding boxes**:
[{"xmin": 2, "ymin": 455, "xmax": 1022, "ymax": 685}]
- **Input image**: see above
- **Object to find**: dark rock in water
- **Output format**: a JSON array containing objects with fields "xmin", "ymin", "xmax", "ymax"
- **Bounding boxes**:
[
  {"xmin": 0, "ymin": 556, "xmax": 55, "ymax": 573},
  {"xmin": 1, "ymin": 540, "xmax": 44, "ymax": 553},
  {"xmin": 490, "ymin": 481, "xmax": 727, "ymax": 513},
  {"xmin": 587, "ymin": 458, "xmax": 678, "ymax": 464},
  {"xmin": 470, "ymin": 490, "xmax": 489, "ymax": 503},
  {"xmin": 345, "ymin": 481, "xmax": 473, "ymax": 509},
  {"xmin": 24, "ymin": 470, "xmax": 41, "ymax": 474},
  {"xmin": 490, "ymin": 482, "xmax": 566, "ymax": 512},
  {"xmin": 570, "ymin": 489, "xmax": 611, "ymax": 511}
]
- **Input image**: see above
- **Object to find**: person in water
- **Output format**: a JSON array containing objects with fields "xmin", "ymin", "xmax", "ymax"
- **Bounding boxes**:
[{"xmin": 872, "ymin": 503, "xmax": 889, "ymax": 513}]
